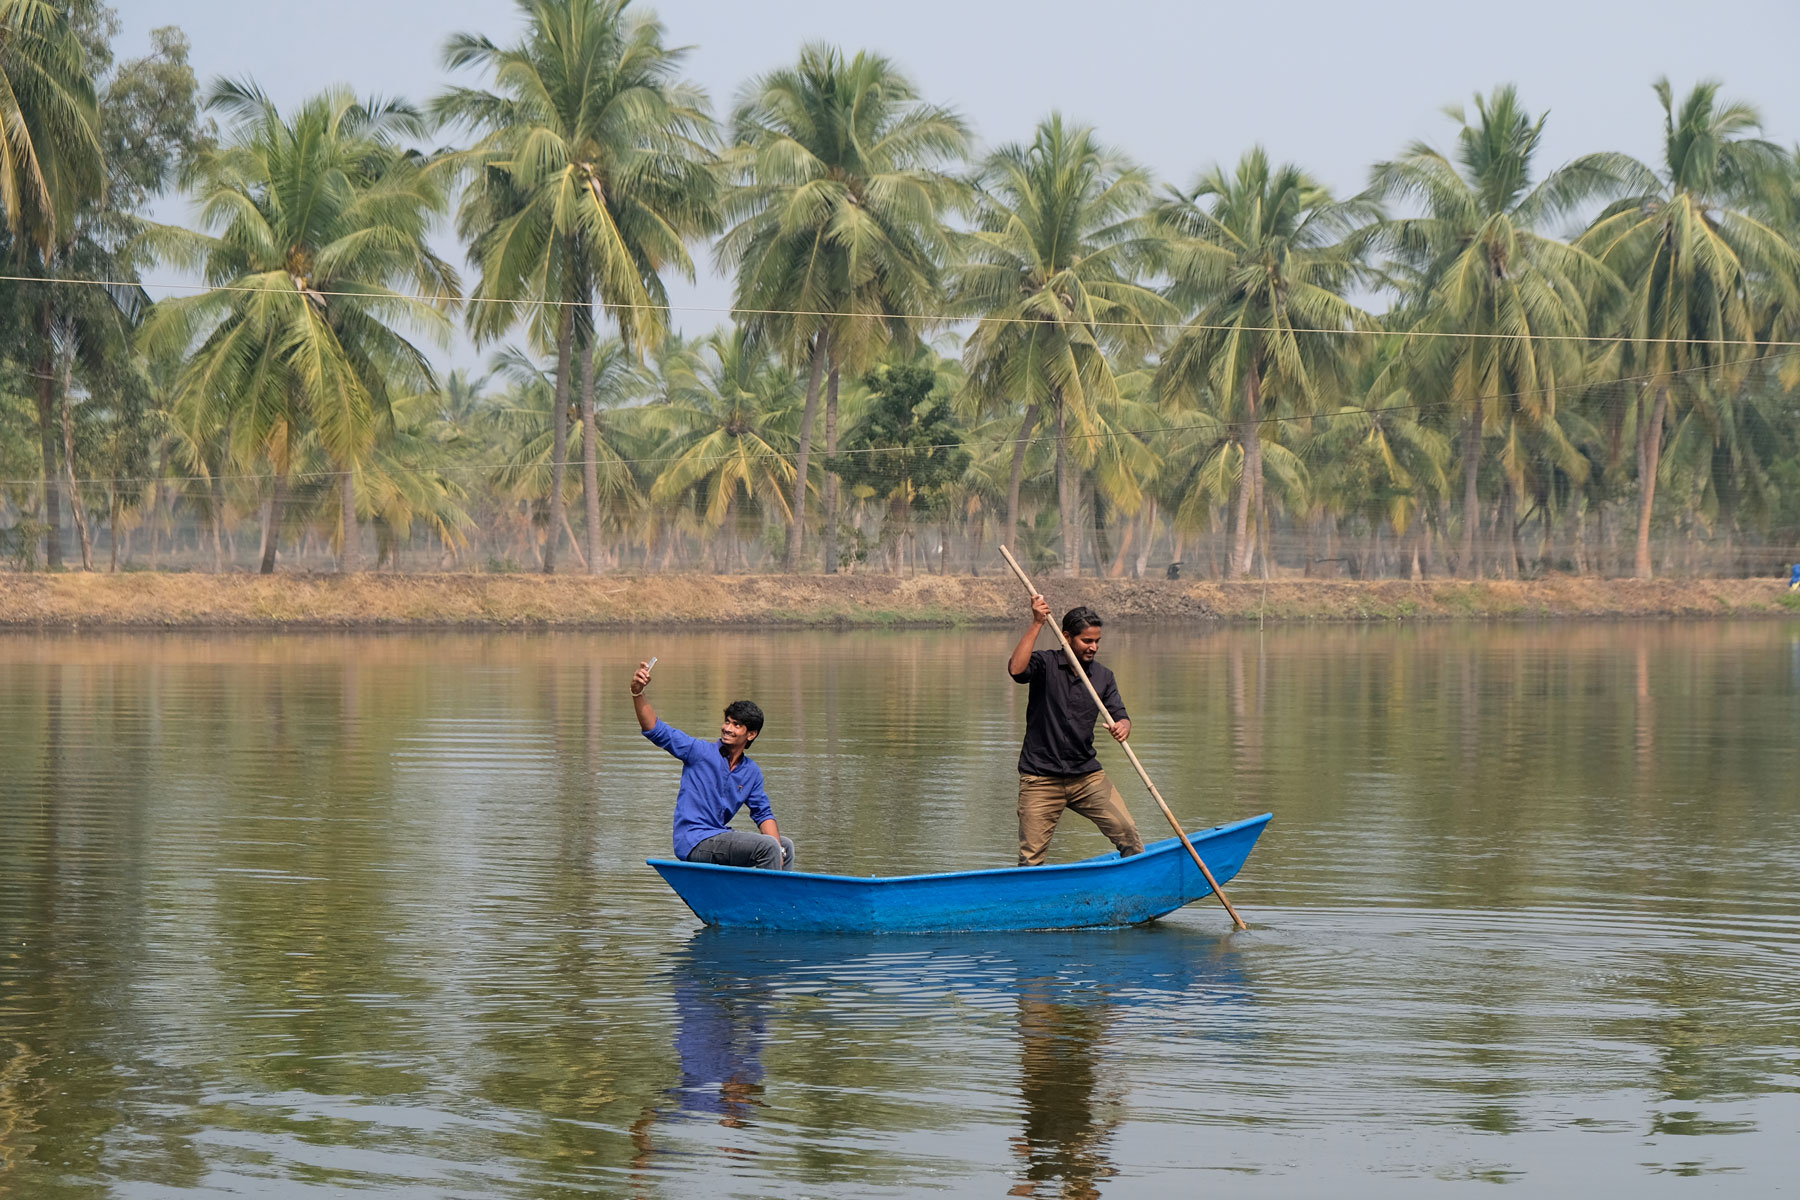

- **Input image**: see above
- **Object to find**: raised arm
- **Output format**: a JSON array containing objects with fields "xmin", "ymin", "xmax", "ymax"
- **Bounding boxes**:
[
  {"xmin": 631, "ymin": 661, "xmax": 656, "ymax": 731},
  {"xmin": 1008, "ymin": 593, "xmax": 1052, "ymax": 677}
]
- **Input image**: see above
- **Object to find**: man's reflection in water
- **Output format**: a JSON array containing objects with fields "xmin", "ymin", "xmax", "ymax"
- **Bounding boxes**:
[
  {"xmin": 1005, "ymin": 930, "xmax": 1250, "ymax": 1199},
  {"xmin": 1008, "ymin": 989, "xmax": 1120, "ymax": 1199},
  {"xmin": 630, "ymin": 940, "xmax": 770, "ymax": 1179},
  {"xmin": 670, "ymin": 968, "xmax": 768, "ymax": 1130},
  {"xmin": 630, "ymin": 928, "xmax": 1247, "ymax": 1199}
]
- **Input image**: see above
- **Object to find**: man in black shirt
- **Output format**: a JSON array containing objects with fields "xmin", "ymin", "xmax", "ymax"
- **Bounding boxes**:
[{"xmin": 1006, "ymin": 595, "xmax": 1145, "ymax": 866}]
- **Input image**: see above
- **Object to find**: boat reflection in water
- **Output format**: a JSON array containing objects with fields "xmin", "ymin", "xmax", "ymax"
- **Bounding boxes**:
[{"xmin": 631, "ymin": 924, "xmax": 1252, "ymax": 1195}]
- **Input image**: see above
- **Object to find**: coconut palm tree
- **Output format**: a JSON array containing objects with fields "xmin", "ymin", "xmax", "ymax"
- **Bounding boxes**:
[
  {"xmin": 642, "ymin": 328, "xmax": 799, "ymax": 569},
  {"xmin": 1579, "ymin": 78, "xmax": 1800, "ymax": 578},
  {"xmin": 0, "ymin": 0, "xmax": 101, "ymax": 248},
  {"xmin": 2, "ymin": 0, "xmax": 104, "ymax": 568},
  {"xmin": 1308, "ymin": 344, "xmax": 1454, "ymax": 578},
  {"xmin": 140, "ymin": 81, "xmax": 459, "ymax": 574},
  {"xmin": 437, "ymin": 0, "xmax": 718, "ymax": 573},
  {"xmin": 720, "ymin": 43, "xmax": 968, "ymax": 572},
  {"xmin": 1079, "ymin": 365, "xmax": 1165, "ymax": 576},
  {"xmin": 1370, "ymin": 86, "xmax": 1640, "ymax": 576},
  {"xmin": 1158, "ymin": 147, "xmax": 1375, "ymax": 578},
  {"xmin": 953, "ymin": 116, "xmax": 1172, "ymax": 576}
]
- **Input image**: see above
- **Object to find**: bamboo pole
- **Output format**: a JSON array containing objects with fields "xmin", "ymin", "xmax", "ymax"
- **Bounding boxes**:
[{"xmin": 999, "ymin": 545, "xmax": 1249, "ymax": 930}]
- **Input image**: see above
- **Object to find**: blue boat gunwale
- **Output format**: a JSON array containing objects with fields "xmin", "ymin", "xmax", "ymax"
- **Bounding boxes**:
[{"xmin": 646, "ymin": 811, "xmax": 1273, "ymax": 885}]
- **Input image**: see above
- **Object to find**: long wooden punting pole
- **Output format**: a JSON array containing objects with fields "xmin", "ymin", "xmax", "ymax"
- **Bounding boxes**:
[{"xmin": 998, "ymin": 545, "xmax": 1249, "ymax": 931}]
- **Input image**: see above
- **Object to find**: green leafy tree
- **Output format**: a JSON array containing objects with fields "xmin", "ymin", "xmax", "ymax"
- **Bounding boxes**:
[
  {"xmin": 141, "ymin": 82, "xmax": 459, "ymax": 573},
  {"xmin": 437, "ymin": 0, "xmax": 718, "ymax": 574},
  {"xmin": 0, "ymin": 0, "xmax": 102, "ymax": 247},
  {"xmin": 1, "ymin": 0, "xmax": 104, "ymax": 568},
  {"xmin": 953, "ymin": 115, "xmax": 1172, "ymax": 576},
  {"xmin": 1157, "ymin": 147, "xmax": 1374, "ymax": 578},
  {"xmin": 643, "ymin": 328, "xmax": 799, "ymax": 570},
  {"xmin": 1580, "ymin": 78, "xmax": 1800, "ymax": 577},
  {"xmin": 830, "ymin": 361, "xmax": 968, "ymax": 570},
  {"xmin": 720, "ymin": 43, "xmax": 968, "ymax": 572},
  {"xmin": 1309, "ymin": 342, "xmax": 1454, "ymax": 577},
  {"xmin": 1372, "ymin": 88, "xmax": 1639, "ymax": 577}
]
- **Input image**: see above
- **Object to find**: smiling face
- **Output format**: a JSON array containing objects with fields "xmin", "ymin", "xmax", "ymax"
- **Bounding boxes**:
[
  {"xmin": 1068, "ymin": 622, "xmax": 1103, "ymax": 663},
  {"xmin": 719, "ymin": 716, "xmax": 757, "ymax": 751}
]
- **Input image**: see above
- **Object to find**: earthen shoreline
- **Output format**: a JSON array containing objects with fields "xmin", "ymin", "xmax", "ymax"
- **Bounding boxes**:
[{"xmin": 2, "ymin": 571, "xmax": 1797, "ymax": 629}]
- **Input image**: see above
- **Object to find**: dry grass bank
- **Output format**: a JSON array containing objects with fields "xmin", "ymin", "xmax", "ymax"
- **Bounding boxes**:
[{"xmin": 1, "ymin": 571, "xmax": 1797, "ymax": 629}]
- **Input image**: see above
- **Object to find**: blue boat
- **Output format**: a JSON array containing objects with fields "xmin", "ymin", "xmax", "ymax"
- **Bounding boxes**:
[{"xmin": 647, "ymin": 812, "xmax": 1271, "ymax": 933}]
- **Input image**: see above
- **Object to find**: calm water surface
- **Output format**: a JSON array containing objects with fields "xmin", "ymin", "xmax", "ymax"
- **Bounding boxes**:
[{"xmin": 3, "ymin": 623, "xmax": 1799, "ymax": 1197}]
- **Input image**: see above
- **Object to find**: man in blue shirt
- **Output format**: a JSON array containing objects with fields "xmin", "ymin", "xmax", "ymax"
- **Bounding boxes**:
[{"xmin": 631, "ymin": 660, "xmax": 794, "ymax": 870}]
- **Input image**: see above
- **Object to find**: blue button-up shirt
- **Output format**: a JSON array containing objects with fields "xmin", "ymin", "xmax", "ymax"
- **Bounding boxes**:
[{"xmin": 643, "ymin": 719, "xmax": 774, "ymax": 859}]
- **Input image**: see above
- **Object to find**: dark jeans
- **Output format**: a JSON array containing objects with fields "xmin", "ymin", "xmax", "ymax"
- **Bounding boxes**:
[{"xmin": 687, "ymin": 830, "xmax": 795, "ymax": 871}]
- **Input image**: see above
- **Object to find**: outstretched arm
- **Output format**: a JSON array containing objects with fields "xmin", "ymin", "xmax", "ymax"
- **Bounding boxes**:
[
  {"xmin": 631, "ymin": 661, "xmax": 656, "ymax": 731},
  {"xmin": 1008, "ymin": 594, "xmax": 1052, "ymax": 677}
]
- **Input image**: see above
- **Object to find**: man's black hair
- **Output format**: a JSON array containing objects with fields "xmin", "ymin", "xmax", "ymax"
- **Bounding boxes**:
[
  {"xmin": 724, "ymin": 699, "xmax": 765, "ymax": 736},
  {"xmin": 1062, "ymin": 606, "xmax": 1103, "ymax": 638}
]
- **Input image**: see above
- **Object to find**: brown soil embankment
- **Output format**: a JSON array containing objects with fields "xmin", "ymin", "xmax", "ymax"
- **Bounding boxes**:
[{"xmin": 1, "ymin": 571, "xmax": 1797, "ymax": 629}]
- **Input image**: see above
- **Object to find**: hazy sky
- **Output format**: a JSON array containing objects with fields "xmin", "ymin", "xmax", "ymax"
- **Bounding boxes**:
[{"xmin": 117, "ymin": 0, "xmax": 1800, "ymax": 365}]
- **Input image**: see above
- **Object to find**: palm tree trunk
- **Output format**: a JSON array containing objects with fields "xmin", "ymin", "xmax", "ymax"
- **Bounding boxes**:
[
  {"xmin": 1634, "ymin": 383, "xmax": 1669, "ymax": 579},
  {"xmin": 823, "ymin": 361, "xmax": 841, "ymax": 575},
  {"xmin": 1227, "ymin": 451, "xmax": 1250, "ymax": 581},
  {"xmin": 966, "ymin": 501, "xmax": 986, "ymax": 575},
  {"xmin": 1539, "ymin": 496, "xmax": 1554, "ymax": 574},
  {"xmin": 34, "ymin": 348, "xmax": 62, "ymax": 570},
  {"xmin": 1258, "ymin": 490, "xmax": 1274, "ymax": 581},
  {"xmin": 211, "ymin": 467, "xmax": 227, "ymax": 573},
  {"xmin": 1459, "ymin": 400, "xmax": 1483, "ymax": 578},
  {"xmin": 1054, "ymin": 398, "xmax": 1079, "ymax": 577},
  {"xmin": 545, "ymin": 299, "xmax": 575, "ymax": 575},
  {"xmin": 1108, "ymin": 510, "xmax": 1136, "ymax": 577},
  {"xmin": 1088, "ymin": 483, "xmax": 1112, "ymax": 575},
  {"xmin": 148, "ymin": 443, "xmax": 167, "ymax": 569},
  {"xmin": 58, "ymin": 374, "xmax": 93, "ymax": 571},
  {"xmin": 1232, "ymin": 366, "xmax": 1263, "ymax": 579},
  {"xmin": 561, "ymin": 510, "xmax": 588, "ymax": 569},
  {"xmin": 1498, "ymin": 478, "xmax": 1519, "ymax": 579},
  {"xmin": 581, "ymin": 330, "xmax": 603, "ymax": 575},
  {"xmin": 339, "ymin": 468, "xmax": 359, "ymax": 573},
  {"xmin": 1134, "ymin": 498, "xmax": 1157, "ymax": 579},
  {"xmin": 719, "ymin": 495, "xmax": 737, "ymax": 573},
  {"xmin": 259, "ymin": 457, "xmax": 289, "ymax": 575},
  {"xmin": 783, "ymin": 334, "xmax": 826, "ymax": 572},
  {"xmin": 890, "ymin": 490, "xmax": 909, "ymax": 576},
  {"xmin": 1004, "ymin": 402, "xmax": 1041, "ymax": 553}
]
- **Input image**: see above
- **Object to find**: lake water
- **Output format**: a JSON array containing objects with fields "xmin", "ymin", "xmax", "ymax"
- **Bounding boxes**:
[{"xmin": 3, "ymin": 623, "xmax": 1798, "ymax": 1197}]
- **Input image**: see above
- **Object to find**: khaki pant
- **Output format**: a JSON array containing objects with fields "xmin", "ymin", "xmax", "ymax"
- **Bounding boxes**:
[{"xmin": 1017, "ymin": 771, "xmax": 1144, "ymax": 866}]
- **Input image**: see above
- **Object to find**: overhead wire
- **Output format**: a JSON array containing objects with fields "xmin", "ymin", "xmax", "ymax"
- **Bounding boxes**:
[
  {"xmin": 2, "ymin": 350, "xmax": 1792, "ymax": 491},
  {"xmin": 7, "ymin": 270, "xmax": 1800, "ymax": 349}
]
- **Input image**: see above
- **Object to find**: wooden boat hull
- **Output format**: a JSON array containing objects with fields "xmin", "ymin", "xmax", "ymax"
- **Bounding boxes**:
[{"xmin": 648, "ymin": 812, "xmax": 1271, "ymax": 933}]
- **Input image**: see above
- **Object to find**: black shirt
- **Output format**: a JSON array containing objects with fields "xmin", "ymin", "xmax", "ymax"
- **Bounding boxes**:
[{"xmin": 1012, "ymin": 647, "xmax": 1129, "ymax": 776}]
